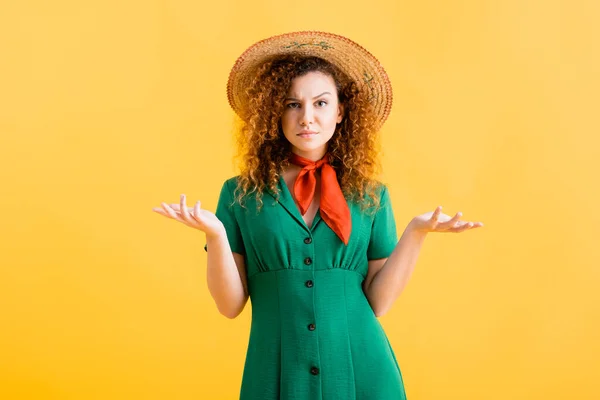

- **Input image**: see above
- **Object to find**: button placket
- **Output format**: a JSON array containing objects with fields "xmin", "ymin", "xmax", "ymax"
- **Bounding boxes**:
[{"xmin": 302, "ymin": 234, "xmax": 319, "ymax": 380}]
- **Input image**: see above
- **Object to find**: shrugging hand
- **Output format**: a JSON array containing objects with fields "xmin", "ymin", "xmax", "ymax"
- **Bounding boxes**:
[
  {"xmin": 409, "ymin": 206, "xmax": 483, "ymax": 234},
  {"xmin": 152, "ymin": 194, "xmax": 225, "ymax": 238}
]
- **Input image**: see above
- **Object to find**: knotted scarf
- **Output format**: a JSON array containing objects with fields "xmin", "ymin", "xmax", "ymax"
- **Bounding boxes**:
[{"xmin": 289, "ymin": 153, "xmax": 351, "ymax": 245}]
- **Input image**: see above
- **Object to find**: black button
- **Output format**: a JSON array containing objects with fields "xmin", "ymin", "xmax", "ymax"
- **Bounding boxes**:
[
  {"xmin": 310, "ymin": 367, "xmax": 320, "ymax": 375},
  {"xmin": 305, "ymin": 280, "xmax": 314, "ymax": 288},
  {"xmin": 304, "ymin": 257, "xmax": 312, "ymax": 265},
  {"xmin": 304, "ymin": 237, "xmax": 312, "ymax": 244},
  {"xmin": 308, "ymin": 323, "xmax": 316, "ymax": 331}
]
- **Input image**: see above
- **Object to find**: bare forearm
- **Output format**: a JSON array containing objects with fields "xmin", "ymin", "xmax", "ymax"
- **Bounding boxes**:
[
  {"xmin": 206, "ymin": 230, "xmax": 247, "ymax": 318},
  {"xmin": 366, "ymin": 221, "xmax": 427, "ymax": 316}
]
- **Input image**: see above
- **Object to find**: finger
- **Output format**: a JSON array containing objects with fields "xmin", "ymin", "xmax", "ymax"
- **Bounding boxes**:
[
  {"xmin": 464, "ymin": 222, "xmax": 483, "ymax": 230},
  {"xmin": 169, "ymin": 203, "xmax": 197, "ymax": 214},
  {"xmin": 454, "ymin": 221, "xmax": 473, "ymax": 232},
  {"xmin": 152, "ymin": 207, "xmax": 169, "ymax": 217},
  {"xmin": 179, "ymin": 194, "xmax": 194, "ymax": 223},
  {"xmin": 192, "ymin": 200, "xmax": 202, "ymax": 222},
  {"xmin": 161, "ymin": 202, "xmax": 183, "ymax": 222},
  {"xmin": 430, "ymin": 206, "xmax": 442, "ymax": 222},
  {"xmin": 452, "ymin": 212, "xmax": 464, "ymax": 227},
  {"xmin": 452, "ymin": 211, "xmax": 463, "ymax": 222},
  {"xmin": 440, "ymin": 211, "xmax": 462, "ymax": 229},
  {"xmin": 458, "ymin": 221, "xmax": 480, "ymax": 233}
]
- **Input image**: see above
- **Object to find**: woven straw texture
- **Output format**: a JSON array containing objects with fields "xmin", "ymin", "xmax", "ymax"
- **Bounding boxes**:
[{"xmin": 227, "ymin": 31, "xmax": 393, "ymax": 129}]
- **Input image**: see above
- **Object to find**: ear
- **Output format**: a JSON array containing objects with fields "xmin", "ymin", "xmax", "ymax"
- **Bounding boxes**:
[{"xmin": 337, "ymin": 103, "xmax": 344, "ymax": 124}]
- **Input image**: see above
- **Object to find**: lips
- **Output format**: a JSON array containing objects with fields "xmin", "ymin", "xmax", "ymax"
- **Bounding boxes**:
[{"xmin": 297, "ymin": 130, "xmax": 317, "ymax": 137}]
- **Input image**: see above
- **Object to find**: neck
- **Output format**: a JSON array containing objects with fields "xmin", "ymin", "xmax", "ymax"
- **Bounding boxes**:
[{"xmin": 290, "ymin": 147, "xmax": 327, "ymax": 162}]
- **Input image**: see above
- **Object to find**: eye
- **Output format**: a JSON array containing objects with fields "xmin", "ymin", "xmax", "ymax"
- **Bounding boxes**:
[
  {"xmin": 286, "ymin": 102, "xmax": 300, "ymax": 109},
  {"xmin": 316, "ymin": 100, "xmax": 327, "ymax": 107}
]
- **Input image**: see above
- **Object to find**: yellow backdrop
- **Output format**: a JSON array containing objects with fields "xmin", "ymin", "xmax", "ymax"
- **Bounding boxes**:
[{"xmin": 1, "ymin": 0, "xmax": 599, "ymax": 399}]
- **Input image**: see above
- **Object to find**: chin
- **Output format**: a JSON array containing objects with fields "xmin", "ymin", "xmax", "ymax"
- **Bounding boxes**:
[
  {"xmin": 291, "ymin": 147, "xmax": 329, "ymax": 161},
  {"xmin": 292, "ymin": 141, "xmax": 327, "ymax": 152}
]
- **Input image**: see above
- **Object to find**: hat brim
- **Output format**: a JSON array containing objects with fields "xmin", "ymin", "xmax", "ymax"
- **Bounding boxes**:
[{"xmin": 227, "ymin": 31, "xmax": 393, "ymax": 130}]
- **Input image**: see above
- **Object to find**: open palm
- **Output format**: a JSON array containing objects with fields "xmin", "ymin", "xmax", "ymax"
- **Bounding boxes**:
[
  {"xmin": 410, "ymin": 206, "xmax": 483, "ymax": 233},
  {"xmin": 152, "ymin": 194, "xmax": 225, "ymax": 237}
]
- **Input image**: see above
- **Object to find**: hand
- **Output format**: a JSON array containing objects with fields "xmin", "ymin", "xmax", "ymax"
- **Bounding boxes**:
[
  {"xmin": 152, "ymin": 194, "xmax": 225, "ymax": 238},
  {"xmin": 409, "ymin": 206, "xmax": 483, "ymax": 234}
]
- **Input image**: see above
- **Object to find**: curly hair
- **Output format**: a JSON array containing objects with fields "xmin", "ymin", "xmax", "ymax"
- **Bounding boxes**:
[{"xmin": 233, "ymin": 54, "xmax": 383, "ymax": 211}]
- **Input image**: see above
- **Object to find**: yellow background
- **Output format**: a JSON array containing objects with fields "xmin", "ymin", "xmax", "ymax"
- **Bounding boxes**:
[{"xmin": 1, "ymin": 0, "xmax": 599, "ymax": 399}]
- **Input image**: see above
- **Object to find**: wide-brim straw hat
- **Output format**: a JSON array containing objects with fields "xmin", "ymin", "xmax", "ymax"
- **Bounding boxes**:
[{"xmin": 226, "ymin": 31, "xmax": 393, "ymax": 129}]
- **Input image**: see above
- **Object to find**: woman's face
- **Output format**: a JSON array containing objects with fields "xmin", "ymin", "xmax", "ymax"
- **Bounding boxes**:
[{"xmin": 281, "ymin": 71, "xmax": 343, "ymax": 161}]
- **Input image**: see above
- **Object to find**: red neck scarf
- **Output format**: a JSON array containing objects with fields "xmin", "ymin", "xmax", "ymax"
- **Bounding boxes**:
[{"xmin": 288, "ymin": 153, "xmax": 351, "ymax": 245}]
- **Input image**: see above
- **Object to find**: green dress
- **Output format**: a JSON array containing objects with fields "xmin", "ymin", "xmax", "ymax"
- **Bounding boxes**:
[{"xmin": 210, "ymin": 176, "xmax": 407, "ymax": 400}]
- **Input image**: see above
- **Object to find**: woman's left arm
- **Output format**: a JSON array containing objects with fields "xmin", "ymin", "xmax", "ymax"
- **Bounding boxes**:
[{"xmin": 363, "ymin": 207, "xmax": 484, "ymax": 317}]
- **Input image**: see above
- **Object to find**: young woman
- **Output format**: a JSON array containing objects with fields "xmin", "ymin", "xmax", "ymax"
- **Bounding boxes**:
[{"xmin": 153, "ymin": 31, "xmax": 483, "ymax": 400}]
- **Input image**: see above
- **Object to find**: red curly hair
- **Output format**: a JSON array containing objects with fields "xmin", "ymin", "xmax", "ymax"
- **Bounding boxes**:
[{"xmin": 233, "ymin": 54, "xmax": 384, "ymax": 211}]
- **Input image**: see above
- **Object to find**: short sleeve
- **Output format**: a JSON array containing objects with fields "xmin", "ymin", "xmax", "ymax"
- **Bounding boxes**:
[
  {"xmin": 366, "ymin": 185, "xmax": 398, "ymax": 260},
  {"xmin": 204, "ymin": 178, "xmax": 245, "ymax": 255}
]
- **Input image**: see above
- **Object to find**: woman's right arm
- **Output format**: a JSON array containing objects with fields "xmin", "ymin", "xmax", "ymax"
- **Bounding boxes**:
[
  {"xmin": 205, "ymin": 231, "xmax": 249, "ymax": 319},
  {"xmin": 153, "ymin": 194, "xmax": 248, "ymax": 319}
]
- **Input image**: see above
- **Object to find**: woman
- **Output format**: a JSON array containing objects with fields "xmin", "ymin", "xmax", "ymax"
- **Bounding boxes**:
[{"xmin": 153, "ymin": 31, "xmax": 483, "ymax": 400}]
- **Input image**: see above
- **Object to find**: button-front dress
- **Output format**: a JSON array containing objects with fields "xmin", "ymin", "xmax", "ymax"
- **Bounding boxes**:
[{"xmin": 210, "ymin": 176, "xmax": 407, "ymax": 399}]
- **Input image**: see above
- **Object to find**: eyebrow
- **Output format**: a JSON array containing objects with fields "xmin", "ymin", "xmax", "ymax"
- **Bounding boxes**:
[{"xmin": 285, "ymin": 92, "xmax": 333, "ymax": 101}]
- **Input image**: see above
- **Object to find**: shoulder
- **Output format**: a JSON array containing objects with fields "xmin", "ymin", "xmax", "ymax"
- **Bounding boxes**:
[
  {"xmin": 364, "ymin": 181, "xmax": 394, "ymax": 214},
  {"xmin": 346, "ymin": 180, "xmax": 392, "ymax": 215},
  {"xmin": 364, "ymin": 180, "xmax": 391, "ymax": 202},
  {"xmin": 219, "ymin": 175, "xmax": 242, "ymax": 192},
  {"xmin": 216, "ymin": 176, "xmax": 241, "ymax": 203},
  {"xmin": 223, "ymin": 175, "xmax": 241, "ymax": 186},
  {"xmin": 373, "ymin": 180, "xmax": 389, "ymax": 194},
  {"xmin": 218, "ymin": 175, "xmax": 263, "ymax": 208}
]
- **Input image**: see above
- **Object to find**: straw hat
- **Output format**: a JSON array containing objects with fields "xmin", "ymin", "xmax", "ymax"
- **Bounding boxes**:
[{"xmin": 226, "ymin": 31, "xmax": 393, "ymax": 129}]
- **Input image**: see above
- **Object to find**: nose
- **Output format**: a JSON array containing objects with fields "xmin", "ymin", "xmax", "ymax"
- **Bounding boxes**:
[{"xmin": 299, "ymin": 105, "xmax": 314, "ymax": 126}]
